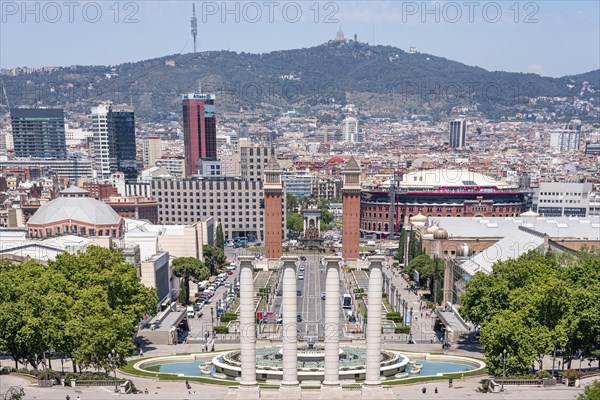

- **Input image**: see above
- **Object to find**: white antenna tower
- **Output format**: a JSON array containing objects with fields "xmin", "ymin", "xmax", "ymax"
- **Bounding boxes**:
[{"xmin": 191, "ymin": 4, "xmax": 198, "ymax": 53}]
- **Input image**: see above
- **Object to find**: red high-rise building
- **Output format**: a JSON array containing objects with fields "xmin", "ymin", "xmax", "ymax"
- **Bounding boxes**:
[
  {"xmin": 264, "ymin": 155, "xmax": 283, "ymax": 260},
  {"xmin": 342, "ymin": 157, "xmax": 361, "ymax": 261},
  {"xmin": 182, "ymin": 93, "xmax": 217, "ymax": 176}
]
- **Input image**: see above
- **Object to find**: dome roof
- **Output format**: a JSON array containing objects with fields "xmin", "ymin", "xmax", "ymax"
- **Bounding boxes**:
[
  {"xmin": 426, "ymin": 225, "xmax": 439, "ymax": 234},
  {"xmin": 433, "ymin": 228, "xmax": 449, "ymax": 239},
  {"xmin": 28, "ymin": 188, "xmax": 122, "ymax": 226},
  {"xmin": 520, "ymin": 209, "xmax": 540, "ymax": 217},
  {"xmin": 410, "ymin": 213, "xmax": 427, "ymax": 222}
]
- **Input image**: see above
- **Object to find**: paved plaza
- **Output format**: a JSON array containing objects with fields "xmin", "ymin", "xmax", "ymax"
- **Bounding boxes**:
[{"xmin": 1, "ymin": 370, "xmax": 594, "ymax": 400}]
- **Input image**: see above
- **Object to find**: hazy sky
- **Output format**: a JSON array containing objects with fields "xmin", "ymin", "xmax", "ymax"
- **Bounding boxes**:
[{"xmin": 1, "ymin": 1, "xmax": 598, "ymax": 77}]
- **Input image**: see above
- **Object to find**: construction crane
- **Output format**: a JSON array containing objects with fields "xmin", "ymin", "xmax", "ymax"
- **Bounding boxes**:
[{"xmin": 388, "ymin": 163, "xmax": 402, "ymax": 239}]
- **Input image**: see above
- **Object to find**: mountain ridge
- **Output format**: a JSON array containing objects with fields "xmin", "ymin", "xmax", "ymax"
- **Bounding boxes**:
[{"xmin": 2, "ymin": 41, "xmax": 598, "ymax": 121}]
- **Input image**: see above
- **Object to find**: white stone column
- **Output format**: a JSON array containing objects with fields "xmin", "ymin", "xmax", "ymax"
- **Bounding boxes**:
[
  {"xmin": 323, "ymin": 256, "xmax": 342, "ymax": 388},
  {"xmin": 364, "ymin": 256, "xmax": 385, "ymax": 387},
  {"xmin": 237, "ymin": 256, "xmax": 259, "ymax": 398},
  {"xmin": 280, "ymin": 256, "xmax": 300, "ymax": 392}
]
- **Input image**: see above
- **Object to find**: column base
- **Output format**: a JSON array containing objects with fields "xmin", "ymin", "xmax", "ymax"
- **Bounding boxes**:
[
  {"xmin": 361, "ymin": 383, "xmax": 392, "ymax": 400},
  {"xmin": 320, "ymin": 383, "xmax": 343, "ymax": 399},
  {"xmin": 234, "ymin": 384, "xmax": 260, "ymax": 400},
  {"xmin": 279, "ymin": 383, "xmax": 302, "ymax": 399}
]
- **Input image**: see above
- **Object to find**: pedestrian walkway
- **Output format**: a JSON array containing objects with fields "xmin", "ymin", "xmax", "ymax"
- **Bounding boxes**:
[
  {"xmin": 2, "ymin": 366, "xmax": 594, "ymax": 400},
  {"xmin": 383, "ymin": 258, "xmax": 438, "ymax": 343}
]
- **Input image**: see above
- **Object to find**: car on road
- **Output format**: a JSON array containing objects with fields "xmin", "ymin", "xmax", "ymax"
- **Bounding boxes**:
[
  {"xmin": 321, "ymin": 292, "xmax": 326, "ymax": 300},
  {"xmin": 299, "ymin": 265, "xmax": 305, "ymax": 271},
  {"xmin": 226, "ymin": 270, "xmax": 233, "ymax": 275},
  {"xmin": 276, "ymin": 290, "xmax": 282, "ymax": 296},
  {"xmin": 296, "ymin": 314, "xmax": 303, "ymax": 322},
  {"xmin": 300, "ymin": 256, "xmax": 307, "ymax": 261},
  {"xmin": 298, "ymin": 273, "xmax": 304, "ymax": 280},
  {"xmin": 297, "ymin": 290, "xmax": 302, "ymax": 296}
]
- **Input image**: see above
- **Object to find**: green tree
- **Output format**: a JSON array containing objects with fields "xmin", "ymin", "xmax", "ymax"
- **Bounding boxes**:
[
  {"xmin": 203, "ymin": 245, "xmax": 227, "ymax": 275},
  {"xmin": 216, "ymin": 224, "xmax": 225, "ymax": 249},
  {"xmin": 0, "ymin": 247, "xmax": 157, "ymax": 373},
  {"xmin": 480, "ymin": 310, "xmax": 539, "ymax": 375},
  {"xmin": 286, "ymin": 193, "xmax": 299, "ymax": 212},
  {"xmin": 321, "ymin": 209, "xmax": 334, "ymax": 225},
  {"xmin": 405, "ymin": 254, "xmax": 433, "ymax": 283},
  {"xmin": 395, "ymin": 228, "xmax": 405, "ymax": 264},
  {"xmin": 172, "ymin": 257, "xmax": 209, "ymax": 304},
  {"xmin": 287, "ymin": 212, "xmax": 304, "ymax": 232},
  {"xmin": 462, "ymin": 250, "xmax": 600, "ymax": 375},
  {"xmin": 408, "ymin": 230, "xmax": 416, "ymax": 261},
  {"xmin": 461, "ymin": 271, "xmax": 510, "ymax": 327},
  {"xmin": 578, "ymin": 380, "xmax": 600, "ymax": 400}
]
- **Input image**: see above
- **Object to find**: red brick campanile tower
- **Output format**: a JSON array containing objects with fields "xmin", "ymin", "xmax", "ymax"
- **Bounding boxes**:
[
  {"xmin": 342, "ymin": 157, "xmax": 361, "ymax": 264},
  {"xmin": 264, "ymin": 155, "xmax": 283, "ymax": 260}
]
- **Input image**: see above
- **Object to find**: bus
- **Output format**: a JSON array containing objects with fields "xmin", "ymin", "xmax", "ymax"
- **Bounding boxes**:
[
  {"xmin": 342, "ymin": 294, "xmax": 352, "ymax": 309},
  {"xmin": 233, "ymin": 237, "xmax": 249, "ymax": 247}
]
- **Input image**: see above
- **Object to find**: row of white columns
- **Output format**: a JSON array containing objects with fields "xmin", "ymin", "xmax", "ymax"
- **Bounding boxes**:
[{"xmin": 237, "ymin": 255, "xmax": 386, "ymax": 399}]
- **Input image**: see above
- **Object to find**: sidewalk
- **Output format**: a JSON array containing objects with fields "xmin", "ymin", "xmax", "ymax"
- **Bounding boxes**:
[
  {"xmin": 383, "ymin": 259, "xmax": 438, "ymax": 341},
  {"xmin": 2, "ymin": 368, "xmax": 594, "ymax": 400}
]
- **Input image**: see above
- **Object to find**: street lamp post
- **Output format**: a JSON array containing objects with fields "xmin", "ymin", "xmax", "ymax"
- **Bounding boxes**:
[
  {"xmin": 108, "ymin": 349, "xmax": 119, "ymax": 393},
  {"xmin": 500, "ymin": 349, "xmax": 510, "ymax": 393},
  {"xmin": 408, "ymin": 306, "xmax": 413, "ymax": 344}
]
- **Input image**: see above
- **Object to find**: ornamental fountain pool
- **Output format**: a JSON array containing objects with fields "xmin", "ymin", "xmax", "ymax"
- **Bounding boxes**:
[{"xmin": 135, "ymin": 346, "xmax": 484, "ymax": 383}]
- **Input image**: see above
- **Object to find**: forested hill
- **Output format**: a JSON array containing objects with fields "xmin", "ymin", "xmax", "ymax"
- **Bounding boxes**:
[{"xmin": 2, "ymin": 41, "xmax": 598, "ymax": 121}]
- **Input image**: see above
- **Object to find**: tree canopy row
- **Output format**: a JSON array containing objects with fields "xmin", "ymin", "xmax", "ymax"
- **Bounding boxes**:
[
  {"xmin": 460, "ymin": 251, "xmax": 600, "ymax": 376},
  {"xmin": 0, "ymin": 246, "xmax": 157, "ymax": 372}
]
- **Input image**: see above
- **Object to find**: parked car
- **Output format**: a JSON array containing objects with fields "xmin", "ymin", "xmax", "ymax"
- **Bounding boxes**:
[
  {"xmin": 297, "ymin": 290, "xmax": 302, "ymax": 296},
  {"xmin": 296, "ymin": 314, "xmax": 303, "ymax": 322},
  {"xmin": 300, "ymin": 256, "xmax": 307, "ymax": 261}
]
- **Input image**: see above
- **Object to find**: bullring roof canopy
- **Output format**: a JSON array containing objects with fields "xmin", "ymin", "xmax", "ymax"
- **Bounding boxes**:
[{"xmin": 386, "ymin": 169, "xmax": 515, "ymax": 190}]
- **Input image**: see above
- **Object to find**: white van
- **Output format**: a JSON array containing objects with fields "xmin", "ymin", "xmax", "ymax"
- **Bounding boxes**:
[{"xmin": 186, "ymin": 306, "xmax": 195, "ymax": 318}]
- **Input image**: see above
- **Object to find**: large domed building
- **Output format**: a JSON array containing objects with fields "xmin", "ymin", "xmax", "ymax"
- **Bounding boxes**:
[{"xmin": 27, "ymin": 187, "xmax": 124, "ymax": 238}]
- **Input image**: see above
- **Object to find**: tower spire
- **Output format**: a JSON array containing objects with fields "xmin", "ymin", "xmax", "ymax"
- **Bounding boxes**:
[{"xmin": 191, "ymin": 4, "xmax": 198, "ymax": 53}]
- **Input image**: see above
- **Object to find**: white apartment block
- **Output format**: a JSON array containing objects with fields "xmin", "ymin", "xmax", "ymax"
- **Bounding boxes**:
[
  {"xmin": 91, "ymin": 105, "xmax": 111, "ymax": 180},
  {"xmin": 343, "ymin": 116, "xmax": 360, "ymax": 143},
  {"xmin": 239, "ymin": 139, "xmax": 275, "ymax": 181},
  {"xmin": 534, "ymin": 182, "xmax": 593, "ymax": 217},
  {"xmin": 155, "ymin": 158, "xmax": 185, "ymax": 177},
  {"xmin": 550, "ymin": 129, "xmax": 580, "ymax": 153},
  {"xmin": 143, "ymin": 137, "xmax": 162, "ymax": 167}
]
